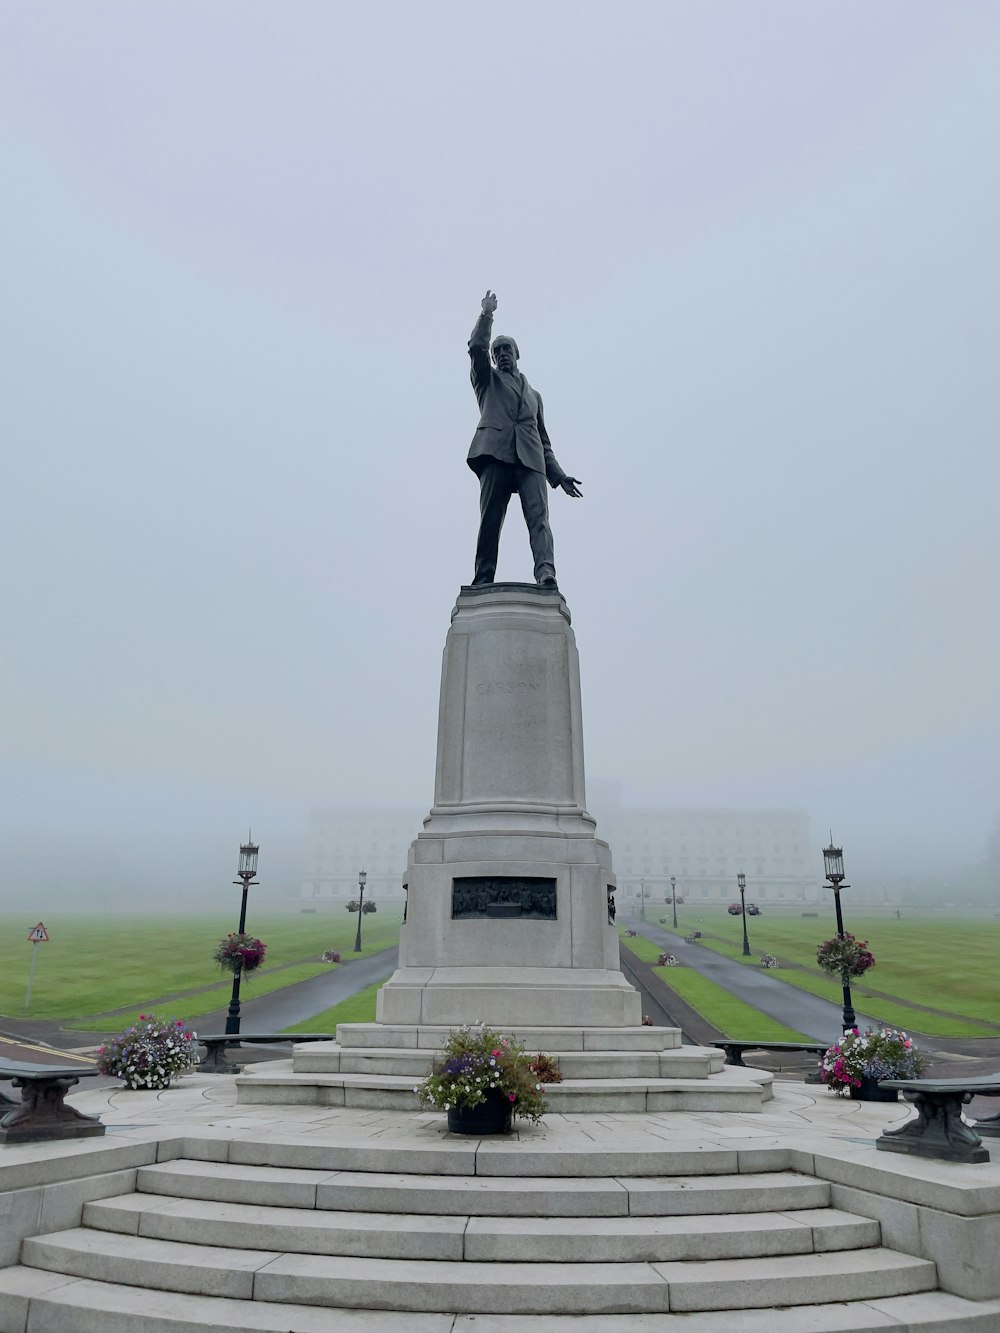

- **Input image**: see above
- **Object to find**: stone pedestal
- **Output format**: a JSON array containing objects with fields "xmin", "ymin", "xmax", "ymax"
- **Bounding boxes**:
[{"xmin": 377, "ymin": 583, "xmax": 641, "ymax": 1028}]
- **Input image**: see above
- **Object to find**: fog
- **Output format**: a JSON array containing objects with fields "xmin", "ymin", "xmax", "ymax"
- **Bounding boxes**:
[{"xmin": 3, "ymin": 3, "xmax": 998, "ymax": 909}]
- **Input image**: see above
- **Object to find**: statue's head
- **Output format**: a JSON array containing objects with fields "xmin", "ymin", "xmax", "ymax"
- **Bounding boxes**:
[{"xmin": 491, "ymin": 335, "xmax": 519, "ymax": 374}]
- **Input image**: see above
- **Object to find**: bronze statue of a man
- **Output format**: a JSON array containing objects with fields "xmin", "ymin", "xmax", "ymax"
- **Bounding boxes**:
[{"xmin": 467, "ymin": 290, "xmax": 582, "ymax": 589}]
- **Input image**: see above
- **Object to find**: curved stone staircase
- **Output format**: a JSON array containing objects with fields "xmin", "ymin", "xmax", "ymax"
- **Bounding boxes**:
[
  {"xmin": 234, "ymin": 1023, "xmax": 774, "ymax": 1113},
  {"xmin": 3, "ymin": 1131, "xmax": 998, "ymax": 1330}
]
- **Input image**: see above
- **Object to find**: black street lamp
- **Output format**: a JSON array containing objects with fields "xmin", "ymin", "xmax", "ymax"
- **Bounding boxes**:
[
  {"xmin": 670, "ymin": 875, "xmax": 678, "ymax": 929},
  {"xmin": 823, "ymin": 839, "xmax": 857, "ymax": 1031},
  {"xmin": 737, "ymin": 871, "xmax": 751, "ymax": 957},
  {"xmin": 353, "ymin": 868, "xmax": 368, "ymax": 953},
  {"xmin": 639, "ymin": 877, "xmax": 646, "ymax": 922},
  {"xmin": 225, "ymin": 833, "xmax": 259, "ymax": 1036}
]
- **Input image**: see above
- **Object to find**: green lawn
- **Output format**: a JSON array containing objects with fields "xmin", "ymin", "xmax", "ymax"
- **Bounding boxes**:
[
  {"xmin": 0, "ymin": 909, "xmax": 403, "ymax": 1024},
  {"xmin": 618, "ymin": 934, "xmax": 810, "ymax": 1041},
  {"xmin": 641, "ymin": 908, "xmax": 1000, "ymax": 1037},
  {"xmin": 284, "ymin": 981, "xmax": 383, "ymax": 1034}
]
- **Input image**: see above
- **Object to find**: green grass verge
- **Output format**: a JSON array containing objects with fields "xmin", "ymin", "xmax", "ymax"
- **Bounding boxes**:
[
  {"xmin": 0, "ymin": 909, "xmax": 403, "ymax": 1023},
  {"xmin": 61, "ymin": 962, "xmax": 335, "ymax": 1033},
  {"xmin": 650, "ymin": 967, "xmax": 812, "ymax": 1042},
  {"xmin": 283, "ymin": 982, "xmax": 383, "ymax": 1034},
  {"xmin": 619, "ymin": 934, "xmax": 810, "ymax": 1041},
  {"xmin": 617, "ymin": 931, "xmax": 664, "ymax": 964},
  {"xmin": 648, "ymin": 915, "xmax": 1000, "ymax": 1037}
]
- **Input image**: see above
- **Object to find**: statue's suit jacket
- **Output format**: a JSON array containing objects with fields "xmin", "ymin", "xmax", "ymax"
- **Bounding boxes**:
[{"xmin": 466, "ymin": 311, "xmax": 567, "ymax": 487}]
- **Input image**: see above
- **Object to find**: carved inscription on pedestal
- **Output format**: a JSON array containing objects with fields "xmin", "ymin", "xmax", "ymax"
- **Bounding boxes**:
[{"xmin": 452, "ymin": 876, "xmax": 557, "ymax": 920}]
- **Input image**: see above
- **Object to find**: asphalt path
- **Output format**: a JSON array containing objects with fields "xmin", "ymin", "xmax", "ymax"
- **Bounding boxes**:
[
  {"xmin": 620, "ymin": 916, "xmax": 883, "ymax": 1042},
  {"xmin": 194, "ymin": 947, "xmax": 399, "ymax": 1033}
]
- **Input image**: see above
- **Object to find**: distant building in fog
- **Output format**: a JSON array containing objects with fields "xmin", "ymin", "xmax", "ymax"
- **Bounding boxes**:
[
  {"xmin": 301, "ymin": 788, "xmax": 818, "ymax": 906},
  {"xmin": 588, "ymin": 784, "xmax": 816, "ymax": 909},
  {"xmin": 300, "ymin": 807, "xmax": 417, "ymax": 903}
]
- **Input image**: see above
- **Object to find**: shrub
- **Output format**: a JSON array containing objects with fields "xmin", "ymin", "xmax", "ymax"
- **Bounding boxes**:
[{"xmin": 322, "ymin": 950, "xmax": 342, "ymax": 964}]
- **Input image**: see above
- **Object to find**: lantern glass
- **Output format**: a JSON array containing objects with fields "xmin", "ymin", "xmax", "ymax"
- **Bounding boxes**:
[
  {"xmin": 238, "ymin": 838, "xmax": 259, "ymax": 879},
  {"xmin": 823, "ymin": 843, "xmax": 845, "ymax": 885},
  {"xmin": 359, "ymin": 868, "xmax": 367, "ymax": 888},
  {"xmin": 737, "ymin": 871, "xmax": 746, "ymax": 891}
]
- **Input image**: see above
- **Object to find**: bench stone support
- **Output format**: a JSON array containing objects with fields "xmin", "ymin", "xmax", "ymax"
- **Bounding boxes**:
[
  {"xmin": 877, "ymin": 1087, "xmax": 989, "ymax": 1164},
  {"xmin": 0, "ymin": 1075, "xmax": 104, "ymax": 1145}
]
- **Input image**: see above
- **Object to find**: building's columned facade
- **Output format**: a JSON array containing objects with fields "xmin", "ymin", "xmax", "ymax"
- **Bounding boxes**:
[{"xmin": 301, "ymin": 792, "xmax": 818, "ymax": 909}]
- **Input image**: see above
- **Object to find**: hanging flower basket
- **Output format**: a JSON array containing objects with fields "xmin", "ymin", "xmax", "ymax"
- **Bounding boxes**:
[
  {"xmin": 815, "ymin": 933, "xmax": 875, "ymax": 980},
  {"xmin": 214, "ymin": 932, "xmax": 267, "ymax": 977}
]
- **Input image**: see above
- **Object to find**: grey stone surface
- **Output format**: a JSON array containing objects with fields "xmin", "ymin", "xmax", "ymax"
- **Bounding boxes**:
[
  {"xmin": 37, "ymin": 1169, "xmax": 138, "ymax": 1236},
  {"xmin": 378, "ymin": 586, "xmax": 643, "ymax": 1030},
  {"xmin": 87, "ymin": 1195, "xmax": 467, "ymax": 1260},
  {"xmin": 624, "ymin": 1172, "xmax": 831, "ymax": 1215},
  {"xmin": 21, "ymin": 1228, "xmax": 279, "ymax": 1299},
  {"xmin": 474, "ymin": 1144, "xmax": 739, "ymax": 1178},
  {"xmin": 0, "ymin": 1186, "xmax": 42, "ymax": 1268},
  {"xmin": 655, "ymin": 1248, "xmax": 936, "ymax": 1312},
  {"xmin": 463, "ymin": 1211, "xmax": 818, "ymax": 1262},
  {"xmin": 0, "ymin": 1266, "xmax": 80, "ymax": 1333},
  {"xmin": 137, "ymin": 1160, "xmax": 334, "ymax": 1207},
  {"xmin": 315, "ymin": 1170, "xmax": 629, "ymax": 1216},
  {"xmin": 253, "ymin": 1253, "xmax": 672, "ymax": 1315},
  {"xmin": 0, "ymin": 1270, "xmax": 456, "ymax": 1331}
]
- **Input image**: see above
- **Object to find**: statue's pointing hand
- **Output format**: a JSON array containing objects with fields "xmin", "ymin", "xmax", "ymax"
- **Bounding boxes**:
[
  {"xmin": 482, "ymin": 290, "xmax": 498, "ymax": 314},
  {"xmin": 560, "ymin": 477, "xmax": 583, "ymax": 498}
]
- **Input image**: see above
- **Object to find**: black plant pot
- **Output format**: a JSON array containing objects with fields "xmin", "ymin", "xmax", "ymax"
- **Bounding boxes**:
[
  {"xmin": 447, "ymin": 1091, "xmax": 513, "ymax": 1136},
  {"xmin": 850, "ymin": 1075, "xmax": 899, "ymax": 1103}
]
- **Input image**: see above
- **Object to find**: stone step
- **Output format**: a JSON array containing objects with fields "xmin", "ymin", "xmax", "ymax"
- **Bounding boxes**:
[
  {"xmin": 293, "ymin": 1045, "xmax": 725, "ymax": 1079},
  {"xmin": 215, "ymin": 1131, "xmax": 775, "ymax": 1178},
  {"xmin": 333, "ymin": 1022, "xmax": 683, "ymax": 1052},
  {"xmin": 18, "ymin": 1229, "xmax": 938, "ymax": 1314},
  {"xmin": 85, "ymin": 1192, "xmax": 880, "ymax": 1262},
  {"xmin": 136, "ymin": 1159, "xmax": 832, "ymax": 1216},
  {"xmin": 234, "ymin": 1066, "xmax": 770, "ymax": 1113},
  {"xmin": 4, "ymin": 1269, "xmax": 997, "ymax": 1333}
]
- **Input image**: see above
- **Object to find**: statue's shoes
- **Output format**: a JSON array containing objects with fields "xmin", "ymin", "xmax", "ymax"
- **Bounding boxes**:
[{"xmin": 538, "ymin": 577, "xmax": 559, "ymax": 590}]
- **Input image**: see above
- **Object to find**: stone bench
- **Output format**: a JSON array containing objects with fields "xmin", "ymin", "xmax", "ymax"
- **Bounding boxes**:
[
  {"xmin": 876, "ymin": 1075, "xmax": 1000, "ymax": 1164},
  {"xmin": 0, "ymin": 1063, "xmax": 104, "ymax": 1145},
  {"xmin": 712, "ymin": 1040, "xmax": 827, "ymax": 1068},
  {"xmin": 198, "ymin": 1032, "xmax": 333, "ymax": 1073}
]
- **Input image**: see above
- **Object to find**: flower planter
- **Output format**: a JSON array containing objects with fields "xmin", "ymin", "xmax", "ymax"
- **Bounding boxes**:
[
  {"xmin": 851, "ymin": 1076, "xmax": 899, "ymax": 1103},
  {"xmin": 447, "ymin": 1091, "xmax": 513, "ymax": 1136}
]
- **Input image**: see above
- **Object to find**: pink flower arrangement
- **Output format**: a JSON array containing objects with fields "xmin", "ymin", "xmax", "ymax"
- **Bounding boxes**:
[{"xmin": 213, "ymin": 932, "xmax": 267, "ymax": 976}]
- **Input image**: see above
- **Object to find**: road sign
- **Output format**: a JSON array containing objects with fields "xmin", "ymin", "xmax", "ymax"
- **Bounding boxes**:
[{"xmin": 27, "ymin": 923, "xmax": 49, "ymax": 943}]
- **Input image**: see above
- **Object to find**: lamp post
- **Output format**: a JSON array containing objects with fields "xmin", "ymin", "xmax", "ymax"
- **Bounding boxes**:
[
  {"xmin": 670, "ymin": 875, "xmax": 678, "ymax": 929},
  {"xmin": 224, "ymin": 833, "xmax": 259, "ymax": 1036},
  {"xmin": 737, "ymin": 871, "xmax": 751, "ymax": 957},
  {"xmin": 353, "ymin": 868, "xmax": 367, "ymax": 953},
  {"xmin": 639, "ymin": 877, "xmax": 646, "ymax": 922},
  {"xmin": 823, "ymin": 839, "xmax": 857, "ymax": 1031}
]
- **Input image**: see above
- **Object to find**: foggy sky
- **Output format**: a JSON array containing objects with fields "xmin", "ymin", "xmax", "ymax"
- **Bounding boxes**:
[{"xmin": 3, "ymin": 2, "xmax": 999, "ymax": 903}]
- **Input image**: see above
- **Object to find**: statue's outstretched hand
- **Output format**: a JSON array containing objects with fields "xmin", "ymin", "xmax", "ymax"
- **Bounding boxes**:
[
  {"xmin": 560, "ymin": 476, "xmax": 583, "ymax": 498},
  {"xmin": 481, "ymin": 289, "xmax": 498, "ymax": 314}
]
